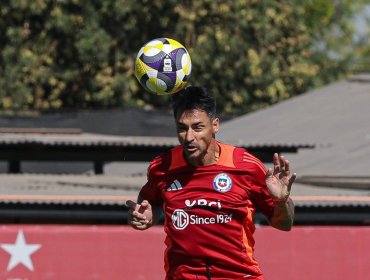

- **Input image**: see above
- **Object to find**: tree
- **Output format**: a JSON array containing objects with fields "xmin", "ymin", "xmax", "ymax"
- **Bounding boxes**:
[
  {"xmin": 173, "ymin": 0, "xmax": 370, "ymax": 114},
  {"xmin": 0, "ymin": 0, "xmax": 369, "ymax": 114},
  {"xmin": 0, "ymin": 0, "xmax": 176, "ymax": 112},
  {"xmin": 174, "ymin": 0, "xmax": 319, "ymax": 113},
  {"xmin": 301, "ymin": 0, "xmax": 370, "ymax": 82}
]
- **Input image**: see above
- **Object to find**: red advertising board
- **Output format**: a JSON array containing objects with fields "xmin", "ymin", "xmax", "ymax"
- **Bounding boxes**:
[
  {"xmin": 254, "ymin": 226, "xmax": 370, "ymax": 280},
  {"xmin": 0, "ymin": 225, "xmax": 165, "ymax": 280},
  {"xmin": 0, "ymin": 225, "xmax": 368, "ymax": 279}
]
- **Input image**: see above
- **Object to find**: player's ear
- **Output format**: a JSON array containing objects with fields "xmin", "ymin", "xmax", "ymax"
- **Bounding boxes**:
[{"xmin": 212, "ymin": 117, "xmax": 220, "ymax": 134}]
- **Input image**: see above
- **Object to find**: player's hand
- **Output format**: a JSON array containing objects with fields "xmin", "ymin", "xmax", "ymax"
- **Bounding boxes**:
[
  {"xmin": 265, "ymin": 153, "xmax": 296, "ymax": 202},
  {"xmin": 126, "ymin": 200, "xmax": 154, "ymax": 230}
]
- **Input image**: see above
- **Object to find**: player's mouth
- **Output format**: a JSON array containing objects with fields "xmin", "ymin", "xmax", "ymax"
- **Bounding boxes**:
[{"xmin": 185, "ymin": 145, "xmax": 197, "ymax": 153}]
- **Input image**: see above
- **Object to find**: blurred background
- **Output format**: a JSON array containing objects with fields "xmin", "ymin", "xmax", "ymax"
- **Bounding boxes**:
[{"xmin": 0, "ymin": 0, "xmax": 369, "ymax": 279}]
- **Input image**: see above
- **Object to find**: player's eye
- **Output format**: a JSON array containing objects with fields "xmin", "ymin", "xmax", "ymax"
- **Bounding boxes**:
[{"xmin": 193, "ymin": 125, "xmax": 204, "ymax": 132}]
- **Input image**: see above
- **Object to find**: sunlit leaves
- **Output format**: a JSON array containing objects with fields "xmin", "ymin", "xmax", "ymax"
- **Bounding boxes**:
[{"xmin": 0, "ymin": 0, "xmax": 368, "ymax": 114}]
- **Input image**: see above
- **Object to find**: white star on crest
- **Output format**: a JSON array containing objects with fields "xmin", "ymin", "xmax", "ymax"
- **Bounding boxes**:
[{"xmin": 1, "ymin": 230, "xmax": 42, "ymax": 271}]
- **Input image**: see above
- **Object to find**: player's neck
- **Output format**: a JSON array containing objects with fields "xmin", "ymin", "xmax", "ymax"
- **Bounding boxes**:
[{"xmin": 189, "ymin": 140, "xmax": 220, "ymax": 167}]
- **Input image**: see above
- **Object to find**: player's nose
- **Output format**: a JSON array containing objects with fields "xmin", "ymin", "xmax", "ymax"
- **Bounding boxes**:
[{"xmin": 185, "ymin": 129, "xmax": 195, "ymax": 142}]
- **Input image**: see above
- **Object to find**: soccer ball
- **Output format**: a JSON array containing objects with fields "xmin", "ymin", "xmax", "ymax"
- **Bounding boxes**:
[{"xmin": 134, "ymin": 38, "xmax": 192, "ymax": 95}]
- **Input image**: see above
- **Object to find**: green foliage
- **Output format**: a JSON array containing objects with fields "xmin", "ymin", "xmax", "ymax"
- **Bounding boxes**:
[
  {"xmin": 0, "ymin": 0, "xmax": 369, "ymax": 114},
  {"xmin": 174, "ymin": 0, "xmax": 319, "ymax": 113},
  {"xmin": 301, "ymin": 0, "xmax": 370, "ymax": 83}
]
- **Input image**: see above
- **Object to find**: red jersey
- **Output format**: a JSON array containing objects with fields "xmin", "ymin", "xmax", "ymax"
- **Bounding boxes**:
[{"xmin": 139, "ymin": 141, "xmax": 274, "ymax": 280}]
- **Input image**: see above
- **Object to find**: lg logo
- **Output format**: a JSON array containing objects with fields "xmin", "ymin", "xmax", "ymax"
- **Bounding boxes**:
[{"xmin": 171, "ymin": 209, "xmax": 189, "ymax": 230}]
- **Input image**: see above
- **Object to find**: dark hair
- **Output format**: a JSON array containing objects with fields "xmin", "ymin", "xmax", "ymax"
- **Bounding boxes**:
[{"xmin": 171, "ymin": 86, "xmax": 216, "ymax": 119}]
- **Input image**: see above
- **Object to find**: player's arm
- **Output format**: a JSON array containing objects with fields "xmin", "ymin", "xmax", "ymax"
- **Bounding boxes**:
[
  {"xmin": 268, "ymin": 198, "xmax": 295, "ymax": 231},
  {"xmin": 265, "ymin": 153, "xmax": 296, "ymax": 231},
  {"xmin": 126, "ymin": 195, "xmax": 162, "ymax": 230}
]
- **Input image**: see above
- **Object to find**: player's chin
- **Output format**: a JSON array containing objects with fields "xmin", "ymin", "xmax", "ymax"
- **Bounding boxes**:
[{"xmin": 184, "ymin": 150, "xmax": 200, "ymax": 161}]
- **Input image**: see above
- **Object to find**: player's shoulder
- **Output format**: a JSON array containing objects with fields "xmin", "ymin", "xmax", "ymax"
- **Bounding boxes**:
[
  {"xmin": 233, "ymin": 147, "xmax": 267, "ymax": 174},
  {"xmin": 147, "ymin": 151, "xmax": 171, "ymax": 176},
  {"xmin": 147, "ymin": 145, "xmax": 185, "ymax": 175}
]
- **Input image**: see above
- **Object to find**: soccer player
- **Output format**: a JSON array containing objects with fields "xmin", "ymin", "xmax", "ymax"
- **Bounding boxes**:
[{"xmin": 126, "ymin": 86, "xmax": 296, "ymax": 280}]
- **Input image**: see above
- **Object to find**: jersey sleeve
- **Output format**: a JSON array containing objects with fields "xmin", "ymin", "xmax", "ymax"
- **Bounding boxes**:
[
  {"xmin": 138, "ymin": 155, "xmax": 167, "ymax": 205},
  {"xmin": 239, "ymin": 149, "xmax": 275, "ymax": 218}
]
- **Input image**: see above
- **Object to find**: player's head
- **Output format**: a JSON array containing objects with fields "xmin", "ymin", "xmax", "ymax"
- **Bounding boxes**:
[
  {"xmin": 171, "ymin": 86, "xmax": 217, "ymax": 120},
  {"xmin": 171, "ymin": 86, "xmax": 219, "ymax": 166}
]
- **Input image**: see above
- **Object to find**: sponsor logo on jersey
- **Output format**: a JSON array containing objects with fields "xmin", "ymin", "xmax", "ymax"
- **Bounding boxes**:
[
  {"xmin": 171, "ymin": 209, "xmax": 232, "ymax": 230},
  {"xmin": 185, "ymin": 199, "xmax": 222, "ymax": 210},
  {"xmin": 213, "ymin": 173, "xmax": 232, "ymax": 192},
  {"xmin": 166, "ymin": 180, "xmax": 183, "ymax": 191},
  {"xmin": 172, "ymin": 209, "xmax": 189, "ymax": 230}
]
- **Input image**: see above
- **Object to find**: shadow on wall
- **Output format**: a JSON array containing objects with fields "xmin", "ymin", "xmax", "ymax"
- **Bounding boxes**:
[
  {"xmin": 0, "ymin": 108, "xmax": 176, "ymax": 174},
  {"xmin": 0, "ymin": 161, "xmax": 95, "ymax": 174},
  {"xmin": 0, "ymin": 108, "xmax": 234, "ymax": 174},
  {"xmin": 0, "ymin": 108, "xmax": 176, "ymax": 137}
]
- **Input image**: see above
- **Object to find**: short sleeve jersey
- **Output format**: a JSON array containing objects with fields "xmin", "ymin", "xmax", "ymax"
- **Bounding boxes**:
[{"xmin": 139, "ymin": 141, "xmax": 274, "ymax": 280}]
